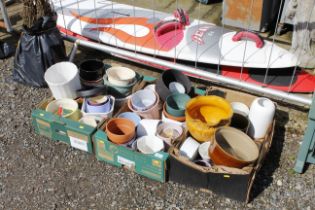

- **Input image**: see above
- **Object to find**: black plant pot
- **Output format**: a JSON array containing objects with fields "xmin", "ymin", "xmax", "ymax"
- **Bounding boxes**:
[{"xmin": 155, "ymin": 69, "xmax": 193, "ymax": 102}]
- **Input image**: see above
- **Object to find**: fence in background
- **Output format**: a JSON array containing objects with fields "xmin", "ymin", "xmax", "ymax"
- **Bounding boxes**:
[{"xmin": 50, "ymin": 0, "xmax": 315, "ymax": 106}]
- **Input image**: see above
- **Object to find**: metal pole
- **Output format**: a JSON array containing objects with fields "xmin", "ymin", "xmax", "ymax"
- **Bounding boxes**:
[
  {"xmin": 0, "ymin": 0, "xmax": 13, "ymax": 32},
  {"xmin": 74, "ymin": 39, "xmax": 312, "ymax": 106}
]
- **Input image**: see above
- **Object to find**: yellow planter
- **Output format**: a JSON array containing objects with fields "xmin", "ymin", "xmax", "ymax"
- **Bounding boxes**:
[{"xmin": 185, "ymin": 96, "xmax": 233, "ymax": 142}]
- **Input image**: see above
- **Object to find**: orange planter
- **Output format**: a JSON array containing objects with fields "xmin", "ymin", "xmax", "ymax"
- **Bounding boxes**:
[
  {"xmin": 106, "ymin": 118, "xmax": 136, "ymax": 144},
  {"xmin": 209, "ymin": 127, "xmax": 259, "ymax": 168}
]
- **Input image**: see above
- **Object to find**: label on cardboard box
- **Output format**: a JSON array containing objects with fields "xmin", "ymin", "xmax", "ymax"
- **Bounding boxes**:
[
  {"xmin": 36, "ymin": 119, "xmax": 52, "ymax": 138},
  {"xmin": 69, "ymin": 136, "xmax": 88, "ymax": 152},
  {"xmin": 117, "ymin": 156, "xmax": 135, "ymax": 169}
]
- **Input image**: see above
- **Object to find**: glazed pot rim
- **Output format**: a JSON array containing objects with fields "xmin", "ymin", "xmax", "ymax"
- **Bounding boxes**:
[
  {"xmin": 212, "ymin": 127, "xmax": 259, "ymax": 163},
  {"xmin": 106, "ymin": 118, "xmax": 136, "ymax": 136},
  {"xmin": 162, "ymin": 103, "xmax": 186, "ymax": 122}
]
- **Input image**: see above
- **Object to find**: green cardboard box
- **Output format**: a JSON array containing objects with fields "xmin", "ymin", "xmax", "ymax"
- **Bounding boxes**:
[
  {"xmin": 94, "ymin": 128, "xmax": 169, "ymax": 183},
  {"xmin": 31, "ymin": 98, "xmax": 97, "ymax": 153}
]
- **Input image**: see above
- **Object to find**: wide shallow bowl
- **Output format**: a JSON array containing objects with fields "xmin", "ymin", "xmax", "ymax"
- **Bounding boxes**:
[
  {"xmin": 117, "ymin": 112, "xmax": 141, "ymax": 127},
  {"xmin": 185, "ymin": 96, "xmax": 233, "ymax": 142},
  {"xmin": 106, "ymin": 118, "xmax": 136, "ymax": 145},
  {"xmin": 209, "ymin": 127, "xmax": 259, "ymax": 168},
  {"xmin": 103, "ymin": 73, "xmax": 141, "ymax": 98},
  {"xmin": 46, "ymin": 99, "xmax": 80, "ymax": 121},
  {"xmin": 131, "ymin": 89, "xmax": 157, "ymax": 111},
  {"xmin": 106, "ymin": 66, "xmax": 136, "ymax": 86},
  {"xmin": 166, "ymin": 93, "xmax": 191, "ymax": 117},
  {"xmin": 155, "ymin": 70, "xmax": 193, "ymax": 101},
  {"xmin": 136, "ymin": 135, "xmax": 164, "ymax": 154}
]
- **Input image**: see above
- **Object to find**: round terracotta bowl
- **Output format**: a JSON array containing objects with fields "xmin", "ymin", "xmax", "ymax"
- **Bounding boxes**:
[
  {"xmin": 162, "ymin": 103, "xmax": 185, "ymax": 122},
  {"xmin": 209, "ymin": 127, "xmax": 259, "ymax": 168},
  {"xmin": 185, "ymin": 96, "xmax": 233, "ymax": 142},
  {"xmin": 106, "ymin": 118, "xmax": 136, "ymax": 144}
]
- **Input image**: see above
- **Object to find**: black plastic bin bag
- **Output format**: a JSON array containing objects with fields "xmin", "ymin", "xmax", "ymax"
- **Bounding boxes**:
[{"xmin": 13, "ymin": 15, "xmax": 67, "ymax": 87}]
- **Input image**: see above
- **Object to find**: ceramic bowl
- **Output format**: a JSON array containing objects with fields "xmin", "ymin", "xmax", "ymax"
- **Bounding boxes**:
[
  {"xmin": 209, "ymin": 127, "xmax": 259, "ymax": 168},
  {"xmin": 165, "ymin": 93, "xmax": 191, "ymax": 117},
  {"xmin": 46, "ymin": 99, "xmax": 81, "ymax": 121},
  {"xmin": 168, "ymin": 82, "xmax": 186, "ymax": 94},
  {"xmin": 156, "ymin": 122, "xmax": 184, "ymax": 146},
  {"xmin": 117, "ymin": 112, "xmax": 141, "ymax": 126},
  {"xmin": 106, "ymin": 66, "xmax": 136, "ymax": 86},
  {"xmin": 136, "ymin": 135, "xmax": 164, "ymax": 154},
  {"xmin": 106, "ymin": 118, "xmax": 136, "ymax": 144},
  {"xmin": 103, "ymin": 73, "xmax": 141, "ymax": 97},
  {"xmin": 131, "ymin": 89, "xmax": 157, "ymax": 111},
  {"xmin": 86, "ymin": 96, "xmax": 111, "ymax": 113},
  {"xmin": 79, "ymin": 59, "xmax": 105, "ymax": 81},
  {"xmin": 136, "ymin": 119, "xmax": 161, "ymax": 137},
  {"xmin": 87, "ymin": 95, "xmax": 109, "ymax": 105},
  {"xmin": 128, "ymin": 91, "xmax": 161, "ymax": 119},
  {"xmin": 162, "ymin": 103, "xmax": 185, "ymax": 122},
  {"xmin": 155, "ymin": 70, "xmax": 193, "ymax": 101},
  {"xmin": 185, "ymin": 96, "xmax": 233, "ymax": 142}
]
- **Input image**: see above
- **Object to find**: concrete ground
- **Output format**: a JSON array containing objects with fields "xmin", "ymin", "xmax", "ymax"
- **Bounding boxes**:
[{"xmin": 0, "ymin": 1, "xmax": 314, "ymax": 209}]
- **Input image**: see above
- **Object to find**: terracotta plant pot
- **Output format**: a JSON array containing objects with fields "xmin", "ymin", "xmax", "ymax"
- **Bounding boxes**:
[
  {"xmin": 106, "ymin": 118, "xmax": 136, "ymax": 144},
  {"xmin": 209, "ymin": 127, "xmax": 259, "ymax": 168}
]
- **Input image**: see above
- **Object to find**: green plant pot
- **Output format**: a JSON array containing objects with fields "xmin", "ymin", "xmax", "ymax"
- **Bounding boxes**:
[{"xmin": 166, "ymin": 93, "xmax": 191, "ymax": 117}]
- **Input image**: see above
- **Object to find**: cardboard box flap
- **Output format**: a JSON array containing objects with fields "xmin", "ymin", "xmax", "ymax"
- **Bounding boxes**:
[
  {"xmin": 169, "ymin": 147, "xmax": 251, "ymax": 175},
  {"xmin": 206, "ymin": 86, "xmax": 256, "ymax": 107},
  {"xmin": 64, "ymin": 117, "xmax": 96, "ymax": 136},
  {"xmin": 32, "ymin": 109, "xmax": 55, "ymax": 121}
]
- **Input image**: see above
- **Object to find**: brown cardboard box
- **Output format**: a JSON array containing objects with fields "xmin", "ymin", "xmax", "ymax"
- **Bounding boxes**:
[{"xmin": 168, "ymin": 86, "xmax": 275, "ymax": 202}]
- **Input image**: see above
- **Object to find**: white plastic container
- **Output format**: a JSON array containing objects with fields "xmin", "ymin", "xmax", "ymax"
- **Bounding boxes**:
[
  {"xmin": 179, "ymin": 137, "xmax": 200, "ymax": 160},
  {"xmin": 44, "ymin": 62, "xmax": 82, "ymax": 99},
  {"xmin": 248, "ymin": 97, "xmax": 275, "ymax": 139}
]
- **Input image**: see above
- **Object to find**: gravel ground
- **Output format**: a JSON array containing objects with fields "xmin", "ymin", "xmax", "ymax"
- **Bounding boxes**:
[
  {"xmin": 0, "ymin": 42, "xmax": 315, "ymax": 209},
  {"xmin": 0, "ymin": 0, "xmax": 314, "ymax": 208}
]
